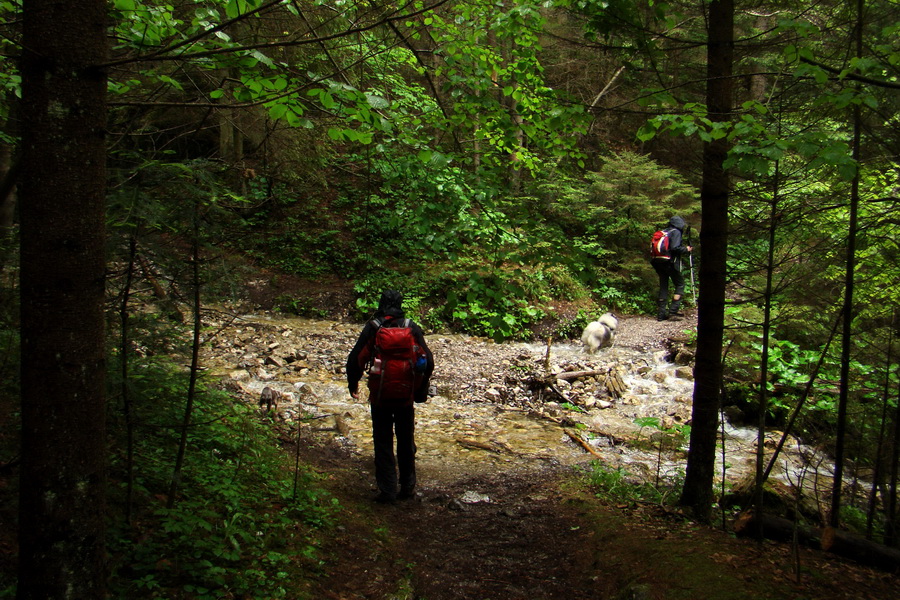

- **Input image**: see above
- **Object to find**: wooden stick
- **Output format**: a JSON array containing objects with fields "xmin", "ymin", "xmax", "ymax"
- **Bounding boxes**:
[{"xmin": 565, "ymin": 429, "xmax": 604, "ymax": 459}]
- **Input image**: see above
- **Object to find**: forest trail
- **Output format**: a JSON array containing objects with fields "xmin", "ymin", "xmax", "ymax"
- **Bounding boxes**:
[
  {"xmin": 208, "ymin": 310, "xmax": 899, "ymax": 599},
  {"xmin": 297, "ymin": 417, "xmax": 898, "ymax": 600}
]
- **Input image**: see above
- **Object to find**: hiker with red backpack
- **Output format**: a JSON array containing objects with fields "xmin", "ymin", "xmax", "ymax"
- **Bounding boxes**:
[
  {"xmin": 347, "ymin": 290, "xmax": 434, "ymax": 504},
  {"xmin": 650, "ymin": 216, "xmax": 693, "ymax": 321}
]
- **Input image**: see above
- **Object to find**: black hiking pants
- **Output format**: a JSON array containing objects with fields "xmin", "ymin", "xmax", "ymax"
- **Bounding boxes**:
[
  {"xmin": 651, "ymin": 258, "xmax": 685, "ymax": 301},
  {"xmin": 371, "ymin": 403, "xmax": 416, "ymax": 498}
]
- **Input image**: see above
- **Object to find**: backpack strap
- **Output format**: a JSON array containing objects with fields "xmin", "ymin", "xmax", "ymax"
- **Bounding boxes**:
[{"xmin": 372, "ymin": 316, "xmax": 410, "ymax": 328}]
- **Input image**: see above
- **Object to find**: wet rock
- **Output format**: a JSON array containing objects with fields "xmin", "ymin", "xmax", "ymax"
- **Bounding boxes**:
[
  {"xmin": 674, "ymin": 348, "xmax": 694, "ymax": 365},
  {"xmin": 265, "ymin": 355, "xmax": 285, "ymax": 368},
  {"xmin": 227, "ymin": 369, "xmax": 251, "ymax": 382},
  {"xmin": 674, "ymin": 366, "xmax": 693, "ymax": 380},
  {"xmin": 293, "ymin": 381, "xmax": 319, "ymax": 401},
  {"xmin": 722, "ymin": 404, "xmax": 748, "ymax": 425},
  {"xmin": 460, "ymin": 490, "xmax": 492, "ymax": 504},
  {"xmin": 485, "ymin": 388, "xmax": 502, "ymax": 400}
]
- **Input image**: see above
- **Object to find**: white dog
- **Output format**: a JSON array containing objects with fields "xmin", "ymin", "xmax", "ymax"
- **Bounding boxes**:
[{"xmin": 581, "ymin": 313, "xmax": 618, "ymax": 353}]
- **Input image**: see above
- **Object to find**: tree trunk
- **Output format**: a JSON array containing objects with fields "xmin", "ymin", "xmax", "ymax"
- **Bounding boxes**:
[
  {"xmin": 0, "ymin": 89, "xmax": 20, "ymax": 236},
  {"xmin": 754, "ymin": 167, "xmax": 781, "ymax": 538},
  {"xmin": 830, "ymin": 0, "xmax": 864, "ymax": 528},
  {"xmin": 866, "ymin": 318, "xmax": 893, "ymax": 538},
  {"xmin": 735, "ymin": 512, "xmax": 900, "ymax": 572},
  {"xmin": 17, "ymin": 1, "xmax": 109, "ymax": 598},
  {"xmin": 167, "ymin": 199, "xmax": 203, "ymax": 508},
  {"xmin": 0, "ymin": 142, "xmax": 17, "ymax": 234},
  {"xmin": 680, "ymin": 0, "xmax": 734, "ymax": 522},
  {"xmin": 733, "ymin": 509, "xmax": 822, "ymax": 547},
  {"xmin": 887, "ymin": 377, "xmax": 900, "ymax": 546},
  {"xmin": 122, "ymin": 236, "xmax": 137, "ymax": 525}
]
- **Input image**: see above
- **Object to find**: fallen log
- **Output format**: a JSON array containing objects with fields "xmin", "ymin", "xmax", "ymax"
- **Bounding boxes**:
[
  {"xmin": 733, "ymin": 509, "xmax": 822, "ymax": 547},
  {"xmin": 821, "ymin": 525, "xmax": 900, "ymax": 573},
  {"xmin": 734, "ymin": 510, "xmax": 900, "ymax": 572},
  {"xmin": 532, "ymin": 367, "xmax": 628, "ymax": 398},
  {"xmin": 604, "ymin": 368, "xmax": 627, "ymax": 398},
  {"xmin": 551, "ymin": 369, "xmax": 606, "ymax": 381}
]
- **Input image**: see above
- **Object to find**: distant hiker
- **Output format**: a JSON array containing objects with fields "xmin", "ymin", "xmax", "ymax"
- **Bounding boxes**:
[
  {"xmin": 346, "ymin": 290, "xmax": 434, "ymax": 504},
  {"xmin": 650, "ymin": 216, "xmax": 693, "ymax": 321}
]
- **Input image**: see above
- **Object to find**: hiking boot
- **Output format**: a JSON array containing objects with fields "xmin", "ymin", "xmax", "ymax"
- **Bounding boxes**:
[
  {"xmin": 668, "ymin": 300, "xmax": 683, "ymax": 320},
  {"xmin": 374, "ymin": 491, "xmax": 396, "ymax": 504},
  {"xmin": 398, "ymin": 486, "xmax": 416, "ymax": 500},
  {"xmin": 656, "ymin": 301, "xmax": 668, "ymax": 321}
]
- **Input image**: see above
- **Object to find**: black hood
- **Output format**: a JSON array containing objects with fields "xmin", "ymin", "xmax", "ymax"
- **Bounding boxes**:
[
  {"xmin": 378, "ymin": 290, "xmax": 403, "ymax": 314},
  {"xmin": 668, "ymin": 216, "xmax": 686, "ymax": 231}
]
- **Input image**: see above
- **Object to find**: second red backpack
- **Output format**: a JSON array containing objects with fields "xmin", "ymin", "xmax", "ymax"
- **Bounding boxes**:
[{"xmin": 650, "ymin": 228, "xmax": 671, "ymax": 258}]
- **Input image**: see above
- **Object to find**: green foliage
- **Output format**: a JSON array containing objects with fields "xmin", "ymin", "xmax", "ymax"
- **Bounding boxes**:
[
  {"xmin": 106, "ymin": 355, "xmax": 335, "ymax": 599},
  {"xmin": 583, "ymin": 462, "xmax": 684, "ymax": 507},
  {"xmin": 551, "ymin": 307, "xmax": 599, "ymax": 340},
  {"xmin": 839, "ymin": 504, "xmax": 875, "ymax": 538},
  {"xmin": 438, "ymin": 266, "xmax": 545, "ymax": 341},
  {"xmin": 273, "ymin": 294, "xmax": 327, "ymax": 318},
  {"xmin": 314, "ymin": 147, "xmax": 700, "ymax": 338}
]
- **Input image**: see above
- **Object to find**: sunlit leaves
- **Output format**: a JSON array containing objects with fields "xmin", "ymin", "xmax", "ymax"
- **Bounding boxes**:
[
  {"xmin": 111, "ymin": 1, "xmax": 184, "ymax": 48},
  {"xmin": 221, "ymin": 0, "xmax": 267, "ymax": 20}
]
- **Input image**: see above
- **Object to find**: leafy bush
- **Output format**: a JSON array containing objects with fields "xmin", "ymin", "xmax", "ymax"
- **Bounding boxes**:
[{"xmin": 106, "ymin": 356, "xmax": 335, "ymax": 599}]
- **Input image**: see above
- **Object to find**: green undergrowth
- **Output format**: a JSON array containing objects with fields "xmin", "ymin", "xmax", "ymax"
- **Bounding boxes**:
[
  {"xmin": 583, "ymin": 461, "xmax": 685, "ymax": 507},
  {"xmin": 105, "ymin": 356, "xmax": 338, "ymax": 599},
  {"xmin": 565, "ymin": 469, "xmax": 816, "ymax": 600},
  {"xmin": 351, "ymin": 260, "xmax": 604, "ymax": 342}
]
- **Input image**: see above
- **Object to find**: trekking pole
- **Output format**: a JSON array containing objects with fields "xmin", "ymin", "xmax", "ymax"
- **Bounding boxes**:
[
  {"xmin": 685, "ymin": 224, "xmax": 696, "ymax": 306},
  {"xmin": 689, "ymin": 252, "xmax": 696, "ymax": 306}
]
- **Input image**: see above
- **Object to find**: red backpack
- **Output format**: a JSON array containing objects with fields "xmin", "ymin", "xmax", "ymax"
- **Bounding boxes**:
[
  {"xmin": 367, "ymin": 318, "xmax": 425, "ymax": 405},
  {"xmin": 650, "ymin": 228, "xmax": 671, "ymax": 258}
]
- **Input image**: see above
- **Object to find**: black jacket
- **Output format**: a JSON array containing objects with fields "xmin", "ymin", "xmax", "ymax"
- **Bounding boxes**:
[
  {"xmin": 346, "ymin": 308, "xmax": 434, "ymax": 402},
  {"xmin": 653, "ymin": 216, "xmax": 690, "ymax": 262}
]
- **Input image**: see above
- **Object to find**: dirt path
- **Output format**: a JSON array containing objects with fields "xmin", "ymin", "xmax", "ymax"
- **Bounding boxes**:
[
  {"xmin": 298, "ymin": 421, "xmax": 898, "ymax": 600},
  {"xmin": 311, "ymin": 451, "xmax": 607, "ymax": 600}
]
